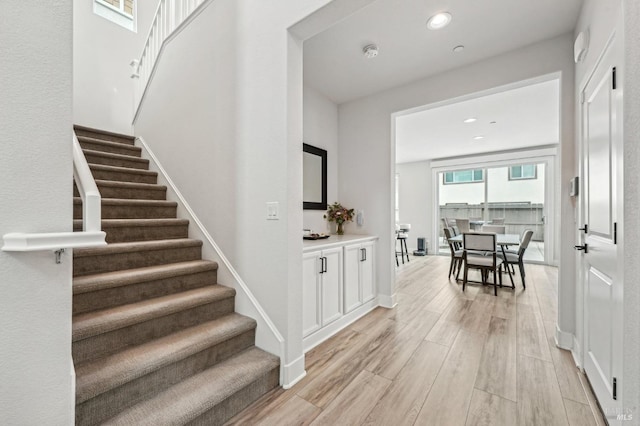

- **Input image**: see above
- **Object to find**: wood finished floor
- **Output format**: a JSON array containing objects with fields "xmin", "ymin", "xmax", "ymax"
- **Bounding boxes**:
[{"xmin": 225, "ymin": 255, "xmax": 606, "ymax": 426}]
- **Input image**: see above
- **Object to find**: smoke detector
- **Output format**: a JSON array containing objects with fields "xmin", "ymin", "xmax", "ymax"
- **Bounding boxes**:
[{"xmin": 363, "ymin": 44, "xmax": 379, "ymax": 59}]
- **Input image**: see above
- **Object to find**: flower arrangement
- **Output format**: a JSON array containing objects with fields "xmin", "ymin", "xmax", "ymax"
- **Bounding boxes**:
[{"xmin": 324, "ymin": 202, "xmax": 354, "ymax": 235}]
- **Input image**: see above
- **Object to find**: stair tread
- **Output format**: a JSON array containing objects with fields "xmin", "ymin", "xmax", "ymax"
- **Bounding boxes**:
[
  {"xmin": 74, "ymin": 197, "xmax": 177, "ymax": 207},
  {"xmin": 78, "ymin": 136, "xmax": 142, "ymax": 154},
  {"xmin": 74, "ymin": 125, "xmax": 135, "ymax": 142},
  {"xmin": 73, "ymin": 260, "xmax": 219, "ymax": 295},
  {"xmin": 73, "ymin": 218, "xmax": 188, "ymax": 228},
  {"xmin": 93, "ymin": 179, "xmax": 166, "ymax": 191},
  {"xmin": 74, "ymin": 238, "xmax": 202, "ymax": 258},
  {"xmin": 73, "ymin": 286, "xmax": 235, "ymax": 342},
  {"xmin": 75, "ymin": 313, "xmax": 255, "ymax": 404},
  {"xmin": 89, "ymin": 163, "xmax": 157, "ymax": 176},
  {"xmin": 83, "ymin": 148, "xmax": 148, "ymax": 163},
  {"xmin": 102, "ymin": 347, "xmax": 279, "ymax": 426}
]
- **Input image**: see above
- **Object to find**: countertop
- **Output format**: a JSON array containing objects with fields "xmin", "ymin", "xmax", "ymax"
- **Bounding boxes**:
[{"xmin": 303, "ymin": 234, "xmax": 378, "ymax": 252}]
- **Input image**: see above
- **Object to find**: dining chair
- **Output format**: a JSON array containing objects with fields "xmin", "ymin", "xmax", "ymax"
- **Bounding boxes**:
[
  {"xmin": 499, "ymin": 229, "xmax": 534, "ymax": 288},
  {"xmin": 443, "ymin": 228, "xmax": 463, "ymax": 279},
  {"xmin": 481, "ymin": 224, "xmax": 506, "ymax": 234},
  {"xmin": 462, "ymin": 233, "xmax": 503, "ymax": 296},
  {"xmin": 491, "ymin": 218, "xmax": 505, "ymax": 225},
  {"xmin": 455, "ymin": 218, "xmax": 470, "ymax": 233}
]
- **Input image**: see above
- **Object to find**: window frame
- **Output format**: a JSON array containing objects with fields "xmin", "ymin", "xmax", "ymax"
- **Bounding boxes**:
[
  {"xmin": 508, "ymin": 164, "xmax": 537, "ymax": 181},
  {"xmin": 94, "ymin": 0, "xmax": 137, "ymax": 32},
  {"xmin": 443, "ymin": 169, "xmax": 485, "ymax": 185}
]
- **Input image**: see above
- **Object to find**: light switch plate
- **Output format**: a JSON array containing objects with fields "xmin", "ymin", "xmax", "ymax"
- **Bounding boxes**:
[{"xmin": 266, "ymin": 202, "xmax": 279, "ymax": 220}]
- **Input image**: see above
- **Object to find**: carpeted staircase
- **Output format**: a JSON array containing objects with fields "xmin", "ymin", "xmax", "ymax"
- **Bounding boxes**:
[{"xmin": 72, "ymin": 125, "xmax": 279, "ymax": 425}]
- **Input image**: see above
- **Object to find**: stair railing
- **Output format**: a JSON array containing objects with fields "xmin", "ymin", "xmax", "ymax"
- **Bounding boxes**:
[
  {"xmin": 130, "ymin": 0, "xmax": 210, "ymax": 122},
  {"xmin": 2, "ymin": 133, "xmax": 106, "ymax": 261}
]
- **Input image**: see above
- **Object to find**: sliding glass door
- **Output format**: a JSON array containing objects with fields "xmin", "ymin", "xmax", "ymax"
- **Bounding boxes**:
[{"xmin": 437, "ymin": 160, "xmax": 549, "ymax": 264}]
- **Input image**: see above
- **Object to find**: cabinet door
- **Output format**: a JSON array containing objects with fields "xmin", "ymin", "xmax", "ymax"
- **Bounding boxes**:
[
  {"xmin": 321, "ymin": 247, "xmax": 343, "ymax": 326},
  {"xmin": 302, "ymin": 252, "xmax": 321, "ymax": 337},
  {"xmin": 361, "ymin": 241, "xmax": 375, "ymax": 303},
  {"xmin": 343, "ymin": 244, "xmax": 362, "ymax": 313}
]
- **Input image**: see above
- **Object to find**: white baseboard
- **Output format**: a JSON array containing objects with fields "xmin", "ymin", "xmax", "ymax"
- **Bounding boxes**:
[
  {"xmin": 572, "ymin": 335, "xmax": 583, "ymax": 369},
  {"xmin": 282, "ymin": 354, "xmax": 306, "ymax": 389},
  {"xmin": 378, "ymin": 293, "xmax": 397, "ymax": 309},
  {"xmin": 555, "ymin": 324, "xmax": 574, "ymax": 350}
]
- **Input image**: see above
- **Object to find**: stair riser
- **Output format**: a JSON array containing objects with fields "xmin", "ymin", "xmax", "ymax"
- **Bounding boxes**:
[
  {"xmin": 75, "ymin": 129, "xmax": 135, "ymax": 146},
  {"xmin": 74, "ymin": 203, "xmax": 177, "ymax": 220},
  {"xmin": 90, "ymin": 168, "xmax": 157, "ymax": 184},
  {"xmin": 80, "ymin": 140, "xmax": 141, "ymax": 157},
  {"xmin": 75, "ymin": 330, "xmax": 255, "ymax": 425},
  {"xmin": 188, "ymin": 367, "xmax": 280, "ymax": 426},
  {"xmin": 74, "ymin": 184, "xmax": 166, "ymax": 200},
  {"xmin": 74, "ymin": 245, "xmax": 202, "ymax": 276},
  {"xmin": 84, "ymin": 152, "xmax": 148, "ymax": 170},
  {"xmin": 72, "ymin": 223, "xmax": 189, "ymax": 243},
  {"xmin": 73, "ymin": 297, "xmax": 236, "ymax": 363},
  {"xmin": 73, "ymin": 270, "xmax": 218, "ymax": 314}
]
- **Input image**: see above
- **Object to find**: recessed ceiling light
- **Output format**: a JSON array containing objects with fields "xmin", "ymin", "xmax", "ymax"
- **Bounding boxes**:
[
  {"xmin": 427, "ymin": 12, "xmax": 452, "ymax": 30},
  {"xmin": 453, "ymin": 45, "xmax": 465, "ymax": 53},
  {"xmin": 473, "ymin": 136, "xmax": 485, "ymax": 140},
  {"xmin": 362, "ymin": 44, "xmax": 379, "ymax": 59},
  {"xmin": 490, "ymin": 121, "xmax": 497, "ymax": 124},
  {"xmin": 463, "ymin": 117, "xmax": 477, "ymax": 123}
]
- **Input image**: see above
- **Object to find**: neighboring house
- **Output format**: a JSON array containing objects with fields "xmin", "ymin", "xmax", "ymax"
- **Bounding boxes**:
[{"xmin": 1, "ymin": 0, "xmax": 639, "ymax": 424}]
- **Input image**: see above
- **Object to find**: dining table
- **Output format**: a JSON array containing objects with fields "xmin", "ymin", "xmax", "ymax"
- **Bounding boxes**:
[{"xmin": 448, "ymin": 233, "xmax": 520, "ymax": 288}]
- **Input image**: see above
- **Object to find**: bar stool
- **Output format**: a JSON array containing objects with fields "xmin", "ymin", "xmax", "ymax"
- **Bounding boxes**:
[{"xmin": 395, "ymin": 224, "xmax": 411, "ymax": 266}]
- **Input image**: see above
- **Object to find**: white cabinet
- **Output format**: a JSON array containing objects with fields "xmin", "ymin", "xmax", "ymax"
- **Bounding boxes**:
[
  {"xmin": 302, "ymin": 247, "xmax": 343, "ymax": 337},
  {"xmin": 343, "ymin": 240, "xmax": 376, "ymax": 313}
]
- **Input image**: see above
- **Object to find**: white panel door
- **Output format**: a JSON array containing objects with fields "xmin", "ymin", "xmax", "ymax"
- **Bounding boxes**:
[
  {"xmin": 343, "ymin": 244, "xmax": 362, "ymax": 313},
  {"xmin": 580, "ymin": 32, "xmax": 623, "ymax": 420},
  {"xmin": 321, "ymin": 247, "xmax": 343, "ymax": 326},
  {"xmin": 302, "ymin": 252, "xmax": 321, "ymax": 337},
  {"xmin": 361, "ymin": 241, "xmax": 375, "ymax": 302}
]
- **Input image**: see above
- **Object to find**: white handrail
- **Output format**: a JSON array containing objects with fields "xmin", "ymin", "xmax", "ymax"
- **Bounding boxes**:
[
  {"xmin": 130, "ymin": 0, "xmax": 211, "ymax": 122},
  {"xmin": 1, "ymin": 133, "xmax": 106, "ymax": 254},
  {"xmin": 73, "ymin": 133, "xmax": 102, "ymax": 232}
]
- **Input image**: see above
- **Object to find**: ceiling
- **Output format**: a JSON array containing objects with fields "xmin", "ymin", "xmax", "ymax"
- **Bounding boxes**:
[
  {"xmin": 303, "ymin": 0, "xmax": 583, "ymax": 104},
  {"xmin": 395, "ymin": 78, "xmax": 560, "ymax": 163},
  {"xmin": 303, "ymin": 0, "xmax": 581, "ymax": 163}
]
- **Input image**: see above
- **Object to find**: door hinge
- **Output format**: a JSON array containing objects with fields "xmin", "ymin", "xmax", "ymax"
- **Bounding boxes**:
[
  {"xmin": 612, "ymin": 67, "xmax": 617, "ymax": 90},
  {"xmin": 614, "ymin": 222, "xmax": 617, "ymax": 244},
  {"xmin": 579, "ymin": 224, "xmax": 588, "ymax": 234},
  {"xmin": 613, "ymin": 377, "xmax": 617, "ymax": 400}
]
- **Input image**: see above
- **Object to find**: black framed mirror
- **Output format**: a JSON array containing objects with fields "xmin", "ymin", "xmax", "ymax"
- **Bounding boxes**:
[{"xmin": 303, "ymin": 143, "xmax": 327, "ymax": 210}]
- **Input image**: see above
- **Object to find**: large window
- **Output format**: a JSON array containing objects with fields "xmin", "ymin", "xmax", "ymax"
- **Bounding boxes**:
[
  {"xmin": 443, "ymin": 169, "xmax": 484, "ymax": 184},
  {"xmin": 509, "ymin": 164, "xmax": 537, "ymax": 180},
  {"xmin": 94, "ymin": 0, "xmax": 137, "ymax": 32}
]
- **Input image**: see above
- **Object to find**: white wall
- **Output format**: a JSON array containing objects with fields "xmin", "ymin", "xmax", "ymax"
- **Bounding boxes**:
[
  {"xmin": 303, "ymin": 85, "xmax": 339, "ymax": 233},
  {"xmin": 576, "ymin": 0, "xmax": 639, "ymax": 418},
  {"xmin": 396, "ymin": 161, "xmax": 432, "ymax": 252},
  {"xmin": 622, "ymin": 0, "xmax": 640, "ymax": 417},
  {"xmin": 0, "ymin": 2, "xmax": 74, "ymax": 423},
  {"xmin": 73, "ymin": 0, "xmax": 158, "ymax": 134},
  {"xmin": 134, "ymin": 0, "xmax": 333, "ymax": 384},
  {"xmin": 339, "ymin": 34, "xmax": 575, "ymax": 310}
]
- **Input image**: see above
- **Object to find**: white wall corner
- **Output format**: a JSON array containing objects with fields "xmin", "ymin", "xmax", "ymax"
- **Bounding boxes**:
[
  {"xmin": 555, "ymin": 324, "xmax": 575, "ymax": 350},
  {"xmin": 378, "ymin": 293, "xmax": 397, "ymax": 309},
  {"xmin": 281, "ymin": 354, "xmax": 306, "ymax": 389}
]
